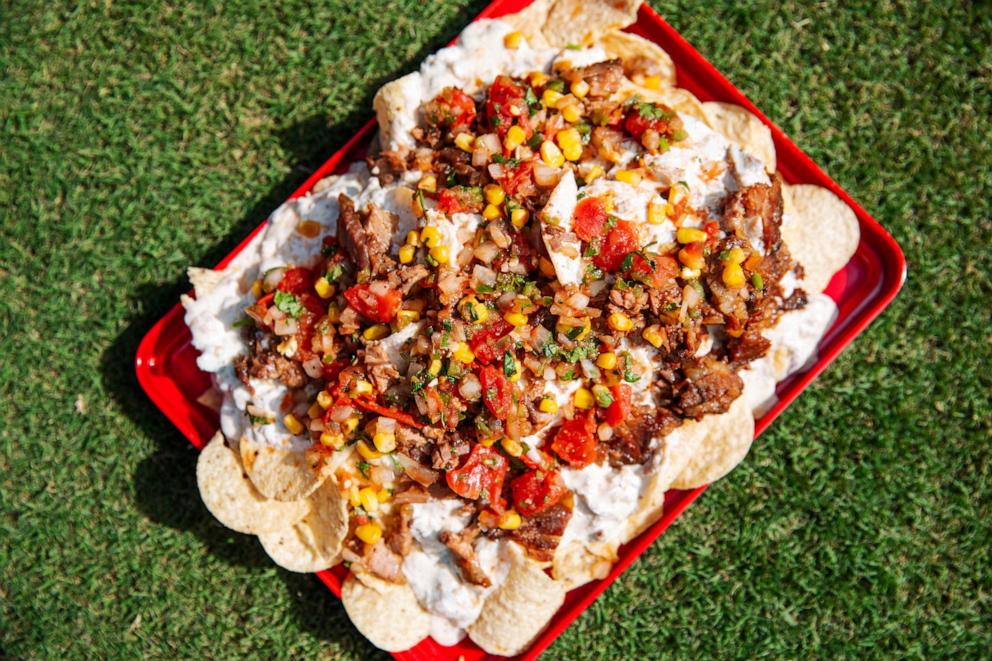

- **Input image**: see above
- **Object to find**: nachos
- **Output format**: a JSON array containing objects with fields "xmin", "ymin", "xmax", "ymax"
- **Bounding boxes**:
[{"xmin": 184, "ymin": 0, "xmax": 860, "ymax": 654}]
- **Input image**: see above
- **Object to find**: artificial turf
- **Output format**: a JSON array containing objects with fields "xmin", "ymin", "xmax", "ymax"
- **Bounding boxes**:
[{"xmin": 1, "ymin": 0, "xmax": 990, "ymax": 658}]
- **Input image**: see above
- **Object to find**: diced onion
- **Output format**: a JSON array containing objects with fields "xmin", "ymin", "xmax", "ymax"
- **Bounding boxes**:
[
  {"xmin": 330, "ymin": 405, "xmax": 354, "ymax": 422},
  {"xmin": 376, "ymin": 416, "xmax": 397, "ymax": 433},
  {"xmin": 262, "ymin": 267, "xmax": 286, "ymax": 293},
  {"xmin": 566, "ymin": 292, "xmax": 589, "ymax": 309},
  {"xmin": 597, "ymin": 423, "xmax": 613, "ymax": 441},
  {"xmin": 533, "ymin": 162, "xmax": 561, "ymax": 188},
  {"xmin": 488, "ymin": 222, "xmax": 511, "ymax": 249},
  {"xmin": 472, "ymin": 263, "xmax": 497, "ymax": 287},
  {"xmin": 274, "ymin": 318, "xmax": 298, "ymax": 336},
  {"xmin": 302, "ymin": 356, "xmax": 323, "ymax": 378},
  {"xmin": 458, "ymin": 373, "xmax": 482, "ymax": 401},
  {"xmin": 488, "ymin": 163, "xmax": 505, "ymax": 179},
  {"xmin": 580, "ymin": 358, "xmax": 601, "ymax": 380},
  {"xmin": 473, "ymin": 242, "xmax": 500, "ymax": 265}
]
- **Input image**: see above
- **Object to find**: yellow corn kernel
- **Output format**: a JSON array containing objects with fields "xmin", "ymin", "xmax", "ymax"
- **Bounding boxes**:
[
  {"xmin": 356, "ymin": 439, "xmax": 382, "ymax": 461},
  {"xmin": 406, "ymin": 230, "xmax": 421, "ymax": 246},
  {"xmin": 570, "ymin": 79, "xmax": 590, "ymax": 99},
  {"xmin": 342, "ymin": 416, "xmax": 360, "ymax": 434},
  {"xmin": 497, "ymin": 509, "xmax": 523, "ymax": 530},
  {"xmin": 429, "ymin": 244, "xmax": 450, "ymax": 265},
  {"xmin": 615, "ymin": 169, "xmax": 643, "ymax": 186},
  {"xmin": 727, "ymin": 246, "xmax": 747, "ymax": 264},
  {"xmin": 642, "ymin": 325, "xmax": 664, "ymax": 348},
  {"xmin": 283, "ymin": 414, "xmax": 304, "ymax": 435},
  {"xmin": 325, "ymin": 304, "xmax": 341, "ymax": 323},
  {"xmin": 507, "ymin": 358, "xmax": 522, "ymax": 382},
  {"xmin": 353, "ymin": 380, "xmax": 374, "ymax": 396},
  {"xmin": 642, "ymin": 75, "xmax": 662, "ymax": 91},
  {"xmin": 349, "ymin": 485, "xmax": 361, "ymax": 507},
  {"xmin": 539, "ymin": 257, "xmax": 556, "ymax": 278},
  {"xmin": 395, "ymin": 309, "xmax": 420, "ymax": 329},
  {"xmin": 528, "ymin": 71, "xmax": 549, "ymax": 87},
  {"xmin": 562, "ymin": 143, "xmax": 583, "ymax": 162},
  {"xmin": 608, "ymin": 312, "xmax": 634, "ymax": 332},
  {"xmin": 249, "ymin": 280, "xmax": 262, "ymax": 299},
  {"xmin": 504, "ymin": 30, "xmax": 523, "ymax": 49},
  {"xmin": 539, "ymin": 396, "xmax": 559, "ymax": 414},
  {"xmin": 542, "ymin": 89, "xmax": 564, "ymax": 108},
  {"xmin": 504, "ymin": 125, "xmax": 527, "ymax": 151},
  {"xmin": 398, "ymin": 244, "xmax": 416, "ymax": 264},
  {"xmin": 479, "ymin": 437, "xmax": 497, "ymax": 447},
  {"xmin": 572, "ymin": 317, "xmax": 591, "ymax": 341},
  {"xmin": 454, "ymin": 132, "xmax": 475, "ymax": 152},
  {"xmin": 453, "ymin": 342, "xmax": 475, "ymax": 364},
  {"xmin": 501, "ymin": 437, "xmax": 524, "ymax": 457},
  {"xmin": 482, "ymin": 203, "xmax": 502, "ymax": 221},
  {"xmin": 297, "ymin": 220, "xmax": 322, "ymax": 238},
  {"xmin": 314, "ymin": 276, "xmax": 335, "ymax": 299},
  {"xmin": 584, "ymin": 164, "xmax": 605, "ymax": 183},
  {"xmin": 676, "ymin": 227, "xmax": 708, "ymax": 244},
  {"xmin": 376, "ymin": 488, "xmax": 391, "ymax": 503},
  {"xmin": 355, "ymin": 521, "xmax": 383, "ymax": 545},
  {"xmin": 359, "ymin": 486, "xmax": 379, "ymax": 513},
  {"xmin": 484, "ymin": 184, "xmax": 506, "ymax": 206},
  {"xmin": 319, "ymin": 431, "xmax": 343, "ymax": 448},
  {"xmin": 722, "ymin": 262, "xmax": 746, "ymax": 288},
  {"xmin": 561, "ymin": 103, "xmax": 582, "ymax": 123},
  {"xmin": 510, "ymin": 207, "xmax": 529, "ymax": 229},
  {"xmin": 317, "ymin": 390, "xmax": 333, "ymax": 409},
  {"xmin": 503, "ymin": 311, "xmax": 528, "ymax": 327},
  {"xmin": 472, "ymin": 302, "xmax": 489, "ymax": 323},
  {"xmin": 428, "ymin": 358, "xmax": 442, "ymax": 376},
  {"xmin": 372, "ymin": 431, "xmax": 396, "ymax": 453},
  {"xmin": 420, "ymin": 225, "xmax": 441, "ymax": 248},
  {"xmin": 540, "ymin": 140, "xmax": 565, "ymax": 168},
  {"xmin": 647, "ymin": 200, "xmax": 666, "ymax": 225},
  {"xmin": 573, "ymin": 387, "xmax": 595, "ymax": 409},
  {"xmin": 417, "ymin": 174, "xmax": 437, "ymax": 193},
  {"xmin": 363, "ymin": 324, "xmax": 390, "ymax": 341},
  {"xmin": 307, "ymin": 402, "xmax": 323, "ymax": 420},
  {"xmin": 678, "ymin": 247, "xmax": 705, "ymax": 271},
  {"xmin": 596, "ymin": 352, "xmax": 618, "ymax": 370},
  {"xmin": 556, "ymin": 127, "xmax": 582, "ymax": 151}
]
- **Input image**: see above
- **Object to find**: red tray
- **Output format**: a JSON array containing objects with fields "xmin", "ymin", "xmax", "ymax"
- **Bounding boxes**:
[{"xmin": 135, "ymin": 1, "xmax": 905, "ymax": 658}]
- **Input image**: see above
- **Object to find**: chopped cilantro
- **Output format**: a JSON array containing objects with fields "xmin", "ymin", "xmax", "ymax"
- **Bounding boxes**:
[
  {"xmin": 503, "ymin": 350, "xmax": 518, "ymax": 378},
  {"xmin": 527, "ymin": 131, "xmax": 544, "ymax": 150},
  {"xmin": 476, "ymin": 282, "xmax": 495, "ymax": 294},
  {"xmin": 524, "ymin": 87, "xmax": 540, "ymax": 115},
  {"xmin": 605, "ymin": 216, "xmax": 618, "ymax": 229},
  {"xmin": 232, "ymin": 317, "xmax": 254, "ymax": 329},
  {"xmin": 565, "ymin": 43, "xmax": 581, "ymax": 50},
  {"xmin": 357, "ymin": 461, "xmax": 371, "ymax": 478},
  {"xmin": 583, "ymin": 243, "xmax": 599, "ymax": 258},
  {"xmin": 546, "ymin": 79, "xmax": 566, "ymax": 93},
  {"xmin": 249, "ymin": 415, "xmax": 272, "ymax": 426},
  {"xmin": 752, "ymin": 273, "xmax": 765, "ymax": 291},
  {"xmin": 560, "ymin": 370, "xmax": 576, "ymax": 381},
  {"xmin": 273, "ymin": 290, "xmax": 304, "ymax": 318}
]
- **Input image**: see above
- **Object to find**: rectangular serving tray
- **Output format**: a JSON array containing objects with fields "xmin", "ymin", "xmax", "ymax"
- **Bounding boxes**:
[{"xmin": 135, "ymin": 1, "xmax": 906, "ymax": 658}]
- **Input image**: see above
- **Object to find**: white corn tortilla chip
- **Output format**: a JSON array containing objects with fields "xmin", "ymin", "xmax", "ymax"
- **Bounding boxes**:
[
  {"xmin": 468, "ymin": 545, "xmax": 566, "ymax": 656},
  {"xmin": 598, "ymin": 29, "xmax": 677, "ymax": 89},
  {"xmin": 670, "ymin": 391, "xmax": 756, "ymax": 490},
  {"xmin": 552, "ymin": 538, "xmax": 618, "ymax": 591},
  {"xmin": 257, "ymin": 477, "xmax": 348, "ymax": 573},
  {"xmin": 620, "ymin": 81, "xmax": 708, "ymax": 124},
  {"xmin": 195, "ymin": 433, "xmax": 309, "ymax": 535},
  {"xmin": 240, "ymin": 435, "xmax": 328, "ymax": 501},
  {"xmin": 782, "ymin": 183, "xmax": 861, "ymax": 293},
  {"xmin": 341, "ymin": 572, "xmax": 431, "ymax": 652},
  {"xmin": 541, "ymin": 0, "xmax": 642, "ymax": 47},
  {"xmin": 702, "ymin": 101, "xmax": 777, "ymax": 172},
  {"xmin": 500, "ymin": 0, "xmax": 555, "ymax": 48},
  {"xmin": 372, "ymin": 73, "xmax": 421, "ymax": 154},
  {"xmin": 187, "ymin": 266, "xmax": 227, "ymax": 297}
]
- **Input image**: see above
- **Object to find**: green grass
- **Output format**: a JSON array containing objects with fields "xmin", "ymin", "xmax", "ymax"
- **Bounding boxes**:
[{"xmin": 1, "ymin": 0, "xmax": 989, "ymax": 658}]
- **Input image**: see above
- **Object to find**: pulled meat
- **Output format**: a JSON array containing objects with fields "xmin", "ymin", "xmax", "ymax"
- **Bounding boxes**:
[
  {"xmin": 728, "ymin": 330, "xmax": 771, "ymax": 365},
  {"xmin": 396, "ymin": 426, "xmax": 436, "ymax": 469},
  {"xmin": 336, "ymin": 195, "xmax": 397, "ymax": 276},
  {"xmin": 605, "ymin": 406, "xmax": 677, "ymax": 466},
  {"xmin": 563, "ymin": 59, "xmax": 624, "ymax": 97},
  {"xmin": 234, "ymin": 337, "xmax": 305, "ymax": 389},
  {"xmin": 363, "ymin": 343, "xmax": 400, "ymax": 393},
  {"xmin": 386, "ymin": 504, "xmax": 414, "ymax": 556},
  {"xmin": 509, "ymin": 503, "xmax": 572, "ymax": 562},
  {"xmin": 397, "ymin": 263, "xmax": 430, "ymax": 295},
  {"xmin": 366, "ymin": 540, "xmax": 404, "ymax": 583},
  {"xmin": 439, "ymin": 526, "xmax": 491, "ymax": 587},
  {"xmin": 675, "ymin": 356, "xmax": 744, "ymax": 419},
  {"xmin": 366, "ymin": 149, "xmax": 408, "ymax": 184}
]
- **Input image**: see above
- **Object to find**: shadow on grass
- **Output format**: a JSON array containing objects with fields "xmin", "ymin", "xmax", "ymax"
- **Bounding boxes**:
[{"xmin": 100, "ymin": 0, "xmax": 490, "ymax": 652}]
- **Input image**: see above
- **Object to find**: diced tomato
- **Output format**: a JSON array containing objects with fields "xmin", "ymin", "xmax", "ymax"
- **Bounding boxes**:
[
  {"xmin": 468, "ymin": 319, "xmax": 513, "ymax": 365},
  {"xmin": 479, "ymin": 365, "xmax": 512, "ymax": 420},
  {"xmin": 623, "ymin": 102, "xmax": 679, "ymax": 140},
  {"xmin": 343, "ymin": 283, "xmax": 401, "ymax": 323},
  {"xmin": 320, "ymin": 358, "xmax": 349, "ymax": 383},
  {"xmin": 550, "ymin": 411, "xmax": 598, "ymax": 468},
  {"xmin": 593, "ymin": 220, "xmax": 639, "ymax": 272},
  {"xmin": 353, "ymin": 397, "xmax": 420, "ymax": 428},
  {"xmin": 572, "ymin": 197, "xmax": 609, "ymax": 242},
  {"xmin": 424, "ymin": 87, "xmax": 476, "ymax": 129},
  {"xmin": 276, "ymin": 267, "xmax": 314, "ymax": 295},
  {"xmin": 520, "ymin": 447, "xmax": 555, "ymax": 472},
  {"xmin": 511, "ymin": 469, "xmax": 568, "ymax": 516},
  {"xmin": 500, "ymin": 161, "xmax": 535, "ymax": 199},
  {"xmin": 446, "ymin": 444, "xmax": 509, "ymax": 506},
  {"xmin": 437, "ymin": 186, "xmax": 484, "ymax": 216},
  {"xmin": 604, "ymin": 384, "xmax": 631, "ymax": 428},
  {"xmin": 486, "ymin": 75, "xmax": 529, "ymax": 137},
  {"xmin": 704, "ymin": 221, "xmax": 720, "ymax": 243},
  {"xmin": 628, "ymin": 253, "xmax": 679, "ymax": 289}
]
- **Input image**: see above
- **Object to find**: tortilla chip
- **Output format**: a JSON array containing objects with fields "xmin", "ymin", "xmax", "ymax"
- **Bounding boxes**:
[
  {"xmin": 598, "ymin": 29, "xmax": 677, "ymax": 89},
  {"xmin": 670, "ymin": 392, "xmax": 756, "ymax": 490},
  {"xmin": 195, "ymin": 433, "xmax": 308, "ymax": 535},
  {"xmin": 341, "ymin": 572, "xmax": 431, "ymax": 652},
  {"xmin": 541, "ymin": 0, "xmax": 641, "ymax": 47},
  {"xmin": 782, "ymin": 183, "xmax": 861, "ymax": 293},
  {"xmin": 552, "ymin": 538, "xmax": 617, "ymax": 590},
  {"xmin": 702, "ymin": 101, "xmax": 776, "ymax": 172},
  {"xmin": 240, "ymin": 435, "xmax": 328, "ymax": 501},
  {"xmin": 257, "ymin": 477, "xmax": 348, "ymax": 572},
  {"xmin": 187, "ymin": 266, "xmax": 226, "ymax": 297},
  {"xmin": 468, "ymin": 545, "xmax": 566, "ymax": 656},
  {"xmin": 500, "ymin": 0, "xmax": 554, "ymax": 48},
  {"xmin": 620, "ymin": 82, "xmax": 708, "ymax": 124},
  {"xmin": 373, "ymin": 72, "xmax": 421, "ymax": 153}
]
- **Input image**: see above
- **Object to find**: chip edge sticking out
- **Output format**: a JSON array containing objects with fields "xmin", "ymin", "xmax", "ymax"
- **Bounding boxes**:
[
  {"xmin": 702, "ymin": 101, "xmax": 777, "ymax": 172},
  {"xmin": 781, "ymin": 183, "xmax": 861, "ymax": 294},
  {"xmin": 239, "ymin": 434, "xmax": 328, "ymax": 501},
  {"xmin": 670, "ymin": 391, "xmax": 756, "ymax": 490},
  {"xmin": 341, "ymin": 572, "xmax": 432, "ymax": 652},
  {"xmin": 257, "ymin": 476, "xmax": 348, "ymax": 573}
]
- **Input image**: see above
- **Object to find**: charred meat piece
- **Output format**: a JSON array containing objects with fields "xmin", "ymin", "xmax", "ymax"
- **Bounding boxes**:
[
  {"xmin": 604, "ymin": 405, "xmax": 669, "ymax": 467},
  {"xmin": 363, "ymin": 343, "xmax": 401, "ymax": 393},
  {"xmin": 509, "ymin": 503, "xmax": 572, "ymax": 562},
  {"xmin": 439, "ymin": 526, "xmax": 491, "ymax": 587},
  {"xmin": 386, "ymin": 504, "xmax": 414, "ymax": 556},
  {"xmin": 366, "ymin": 539, "xmax": 404, "ymax": 583},
  {"xmin": 563, "ymin": 59, "xmax": 624, "ymax": 97},
  {"xmin": 397, "ymin": 263, "xmax": 430, "ymax": 295},
  {"xmin": 396, "ymin": 426, "xmax": 436, "ymax": 472},
  {"xmin": 675, "ymin": 356, "xmax": 744, "ymax": 419},
  {"xmin": 234, "ymin": 337, "xmax": 306, "ymax": 389},
  {"xmin": 336, "ymin": 194, "xmax": 398, "ymax": 276},
  {"xmin": 366, "ymin": 149, "xmax": 408, "ymax": 184},
  {"xmin": 727, "ymin": 330, "xmax": 771, "ymax": 365}
]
